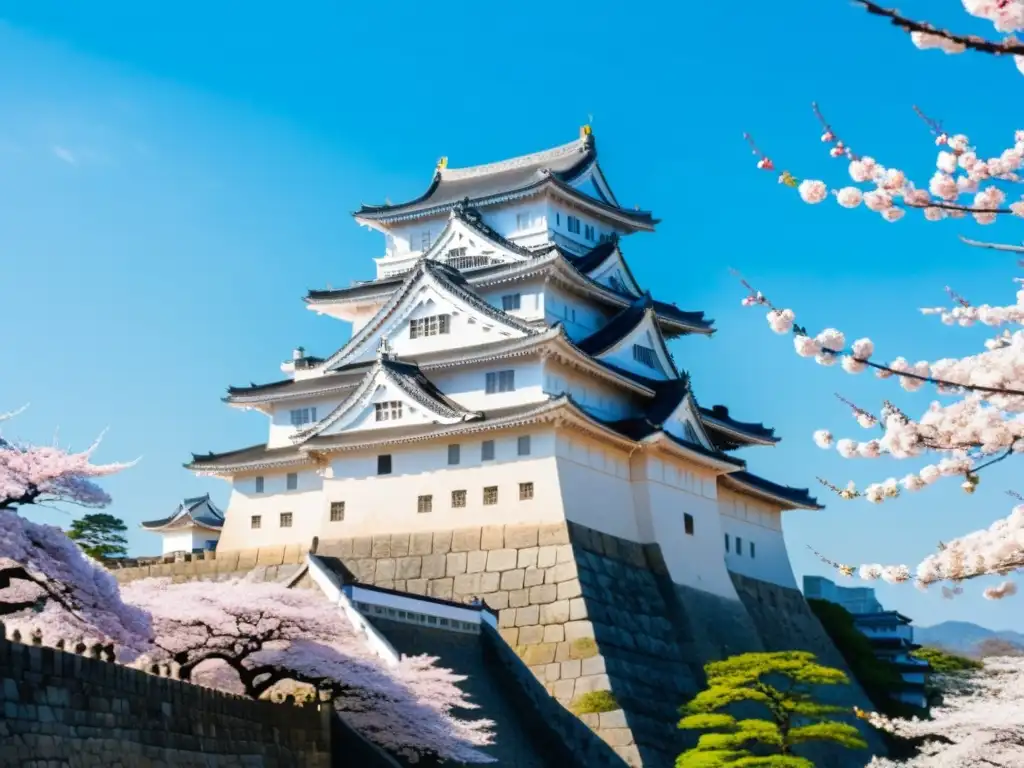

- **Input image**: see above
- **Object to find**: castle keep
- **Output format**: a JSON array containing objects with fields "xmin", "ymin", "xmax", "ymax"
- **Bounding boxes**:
[{"xmin": 170, "ymin": 128, "xmax": 880, "ymax": 766}]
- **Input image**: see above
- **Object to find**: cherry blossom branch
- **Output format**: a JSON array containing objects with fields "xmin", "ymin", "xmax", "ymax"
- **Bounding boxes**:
[{"xmin": 960, "ymin": 235, "xmax": 1024, "ymax": 254}]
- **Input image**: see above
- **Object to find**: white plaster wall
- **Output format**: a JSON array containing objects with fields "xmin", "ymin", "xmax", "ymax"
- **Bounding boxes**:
[
  {"xmin": 339, "ymin": 386, "xmax": 447, "ymax": 434},
  {"xmin": 480, "ymin": 203, "xmax": 547, "ymax": 245},
  {"xmin": 589, "ymin": 256, "xmax": 639, "ymax": 295},
  {"xmin": 554, "ymin": 433, "xmax": 640, "ymax": 541},
  {"xmin": 543, "ymin": 286, "xmax": 611, "ymax": 340},
  {"xmin": 632, "ymin": 454, "xmax": 740, "ymax": 599},
  {"xmin": 478, "ymin": 279, "xmax": 546, "ymax": 323},
  {"xmin": 546, "ymin": 200, "xmax": 613, "ymax": 251},
  {"xmin": 430, "ymin": 360, "xmax": 545, "ymax": 412},
  {"xmin": 718, "ymin": 486, "xmax": 797, "ymax": 589},
  {"xmin": 600, "ymin": 326, "xmax": 672, "ymax": 381},
  {"xmin": 269, "ymin": 397, "xmax": 344, "ymax": 448},
  {"xmin": 159, "ymin": 530, "xmax": 197, "ymax": 555},
  {"xmin": 218, "ymin": 468, "xmax": 325, "ymax": 551},
  {"xmin": 542, "ymin": 360, "xmax": 640, "ymax": 421}
]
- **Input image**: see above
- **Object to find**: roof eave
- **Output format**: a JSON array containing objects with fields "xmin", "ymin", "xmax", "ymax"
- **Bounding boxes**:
[
  {"xmin": 702, "ymin": 418, "xmax": 780, "ymax": 447},
  {"xmin": 721, "ymin": 474, "xmax": 823, "ymax": 511},
  {"xmin": 642, "ymin": 433, "xmax": 745, "ymax": 473}
]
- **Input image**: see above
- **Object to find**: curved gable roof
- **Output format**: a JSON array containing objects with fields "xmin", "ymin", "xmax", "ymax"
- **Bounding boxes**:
[{"xmin": 141, "ymin": 494, "xmax": 225, "ymax": 531}]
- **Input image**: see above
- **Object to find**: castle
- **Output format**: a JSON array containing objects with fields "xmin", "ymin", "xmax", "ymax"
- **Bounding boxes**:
[{"xmin": 165, "ymin": 128, "xmax": 881, "ymax": 766}]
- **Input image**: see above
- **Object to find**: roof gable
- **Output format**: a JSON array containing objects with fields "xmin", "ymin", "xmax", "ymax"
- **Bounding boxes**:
[
  {"xmin": 578, "ymin": 297, "xmax": 679, "ymax": 380},
  {"xmin": 568, "ymin": 162, "xmax": 619, "ymax": 207},
  {"xmin": 583, "ymin": 247, "xmax": 642, "ymax": 297},
  {"xmin": 141, "ymin": 494, "xmax": 225, "ymax": 531}
]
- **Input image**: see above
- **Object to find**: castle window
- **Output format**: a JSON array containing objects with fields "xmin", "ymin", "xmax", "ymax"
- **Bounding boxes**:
[
  {"xmin": 377, "ymin": 455, "xmax": 392, "ymax": 475},
  {"xmin": 750, "ymin": 541, "xmax": 756, "ymax": 559},
  {"xmin": 735, "ymin": 536, "xmax": 743, "ymax": 555},
  {"xmin": 421, "ymin": 230, "xmax": 432, "ymax": 250},
  {"xmin": 519, "ymin": 482, "xmax": 534, "ymax": 500},
  {"xmin": 255, "ymin": 476, "xmax": 264, "ymax": 494},
  {"xmin": 410, "ymin": 314, "xmax": 450, "ymax": 339},
  {"xmin": 330, "ymin": 502, "xmax": 345, "ymax": 522},
  {"xmin": 684, "ymin": 513, "xmax": 694, "ymax": 535},
  {"xmin": 567, "ymin": 215, "xmax": 581, "ymax": 234},
  {"xmin": 481, "ymin": 440, "xmax": 495, "ymax": 461},
  {"xmin": 632, "ymin": 345, "xmax": 657, "ymax": 369},
  {"xmin": 452, "ymin": 490, "xmax": 467, "ymax": 508},
  {"xmin": 375, "ymin": 401, "xmax": 403, "ymax": 422},
  {"xmin": 724, "ymin": 533, "xmax": 730, "ymax": 551},
  {"xmin": 251, "ymin": 515, "xmax": 261, "ymax": 529},
  {"xmin": 485, "ymin": 370, "xmax": 515, "ymax": 394},
  {"xmin": 483, "ymin": 486, "xmax": 498, "ymax": 505},
  {"xmin": 517, "ymin": 435, "xmax": 531, "ymax": 456},
  {"xmin": 516, "ymin": 212, "xmax": 533, "ymax": 230},
  {"xmin": 280, "ymin": 512, "xmax": 293, "ymax": 528},
  {"xmin": 556, "ymin": 212, "xmax": 561, "ymax": 226},
  {"xmin": 502, "ymin": 294, "xmax": 521, "ymax": 311},
  {"xmin": 290, "ymin": 407, "xmax": 316, "ymax": 426},
  {"xmin": 448, "ymin": 444, "xmax": 461, "ymax": 465},
  {"xmin": 417, "ymin": 495, "xmax": 433, "ymax": 514},
  {"xmin": 584, "ymin": 224, "xmax": 595, "ymax": 241},
  {"xmin": 286, "ymin": 472, "xmax": 298, "ymax": 491}
]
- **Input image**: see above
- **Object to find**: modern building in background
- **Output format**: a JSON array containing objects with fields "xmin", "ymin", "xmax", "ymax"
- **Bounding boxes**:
[
  {"xmin": 141, "ymin": 493, "xmax": 224, "ymax": 555},
  {"xmin": 804, "ymin": 575, "xmax": 929, "ymax": 708}
]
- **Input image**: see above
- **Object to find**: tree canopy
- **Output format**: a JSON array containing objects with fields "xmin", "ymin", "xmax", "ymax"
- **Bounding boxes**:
[
  {"xmin": 67, "ymin": 513, "xmax": 129, "ymax": 560},
  {"xmin": 677, "ymin": 651, "xmax": 867, "ymax": 768}
]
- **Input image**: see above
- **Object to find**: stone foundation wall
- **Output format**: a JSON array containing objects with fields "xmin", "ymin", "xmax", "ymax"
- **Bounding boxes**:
[
  {"xmin": 110, "ymin": 544, "xmax": 310, "ymax": 585},
  {"xmin": 0, "ymin": 628, "xmax": 330, "ymax": 767}
]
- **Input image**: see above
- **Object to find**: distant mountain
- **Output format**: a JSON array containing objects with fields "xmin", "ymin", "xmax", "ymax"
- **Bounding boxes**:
[{"xmin": 915, "ymin": 620, "xmax": 1024, "ymax": 655}]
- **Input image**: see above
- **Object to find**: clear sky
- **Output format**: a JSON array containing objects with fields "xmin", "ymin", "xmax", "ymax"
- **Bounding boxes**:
[{"xmin": 0, "ymin": 2, "xmax": 1020, "ymax": 631}]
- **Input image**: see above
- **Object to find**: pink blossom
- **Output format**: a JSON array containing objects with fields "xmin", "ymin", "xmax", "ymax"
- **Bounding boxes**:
[
  {"xmin": 793, "ymin": 335, "xmax": 821, "ymax": 357},
  {"xmin": 881, "ymin": 207, "xmax": 905, "ymax": 223},
  {"xmin": 766, "ymin": 308, "xmax": 795, "ymax": 334},
  {"xmin": 813, "ymin": 430, "xmax": 834, "ymax": 449},
  {"xmin": 923, "ymin": 206, "xmax": 945, "ymax": 221},
  {"xmin": 836, "ymin": 187, "xmax": 863, "ymax": 208},
  {"xmin": 864, "ymin": 190, "xmax": 893, "ymax": 211},
  {"xmin": 984, "ymin": 580, "xmax": 1017, "ymax": 600},
  {"xmin": 929, "ymin": 172, "xmax": 958, "ymax": 200},
  {"xmin": 849, "ymin": 157, "xmax": 878, "ymax": 183},
  {"xmin": 937, "ymin": 151, "xmax": 959, "ymax": 174},
  {"xmin": 798, "ymin": 179, "xmax": 828, "ymax": 204}
]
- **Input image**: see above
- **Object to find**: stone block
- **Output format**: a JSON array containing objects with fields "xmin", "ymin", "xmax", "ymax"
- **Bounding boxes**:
[
  {"xmin": 504, "ymin": 524, "xmax": 539, "ymax": 549},
  {"xmin": 600, "ymin": 728, "xmax": 634, "ymax": 747},
  {"xmin": 498, "ymin": 628, "xmax": 519, "ymax": 646},
  {"xmin": 574, "ymin": 673, "xmax": 611, "ymax": 695},
  {"xmin": 546, "ymin": 561, "xmax": 579, "ymax": 584},
  {"xmin": 530, "ymin": 584, "xmax": 557, "ymax": 605},
  {"xmin": 352, "ymin": 537, "xmax": 373, "ymax": 558},
  {"xmin": 393, "ymin": 579, "xmax": 406, "ymax": 592},
  {"xmin": 432, "ymin": 530, "xmax": 453, "ymax": 555},
  {"xmin": 522, "ymin": 643, "xmax": 556, "ymax": 666},
  {"xmin": 451, "ymin": 528, "xmax": 481, "ymax": 552},
  {"xmin": 480, "ymin": 572, "xmax": 500, "ymax": 592},
  {"xmin": 428, "ymin": 578, "xmax": 454, "ymax": 601},
  {"xmin": 599, "ymin": 709, "xmax": 627, "ymax": 729},
  {"xmin": 466, "ymin": 550, "xmax": 488, "ymax": 573},
  {"xmin": 256, "ymin": 545, "xmax": 285, "ymax": 566},
  {"xmin": 540, "ymin": 600, "xmax": 570, "ymax": 625},
  {"xmin": 569, "ymin": 597, "xmax": 589, "ymax": 620},
  {"xmin": 552, "ymin": 679, "xmax": 575, "ymax": 702},
  {"xmin": 486, "ymin": 549, "xmax": 518, "ymax": 572},
  {"xmin": 537, "ymin": 545, "xmax": 557, "ymax": 568},
  {"xmin": 538, "ymin": 523, "xmax": 570, "ymax": 546},
  {"xmin": 482, "ymin": 591, "xmax": 509, "ymax": 610},
  {"xmin": 406, "ymin": 579, "xmax": 427, "ymax": 595},
  {"xmin": 565, "ymin": 620, "xmax": 595, "ymax": 642},
  {"xmin": 498, "ymin": 609, "xmax": 516, "ymax": 629},
  {"xmin": 517, "ymin": 547, "xmax": 539, "ymax": 569},
  {"xmin": 582, "ymin": 655, "xmax": 607, "ymax": 676},
  {"xmin": 616, "ymin": 745, "xmax": 642, "ymax": 767},
  {"xmin": 558, "ymin": 579, "xmax": 582, "ymax": 600},
  {"xmin": 543, "ymin": 624, "xmax": 565, "ymax": 643},
  {"xmin": 544, "ymin": 663, "xmax": 561, "ymax": 682},
  {"xmin": 410, "ymin": 532, "xmax": 434, "ymax": 556},
  {"xmin": 560, "ymin": 659, "xmax": 582, "ymax": 679},
  {"xmin": 421, "ymin": 554, "xmax": 447, "ymax": 580},
  {"xmin": 374, "ymin": 559, "xmax": 396, "ymax": 582},
  {"xmin": 524, "ymin": 567, "xmax": 545, "ymax": 587},
  {"xmin": 518, "ymin": 625, "xmax": 544, "ymax": 645},
  {"xmin": 453, "ymin": 572, "xmax": 482, "ymax": 596},
  {"xmin": 371, "ymin": 535, "xmax": 392, "ymax": 558},
  {"xmin": 508, "ymin": 589, "xmax": 530, "ymax": 608},
  {"xmin": 282, "ymin": 544, "xmax": 302, "ymax": 564},
  {"xmin": 480, "ymin": 525, "xmax": 504, "ymax": 550},
  {"xmin": 356, "ymin": 559, "xmax": 377, "ymax": 582},
  {"xmin": 514, "ymin": 605, "xmax": 540, "ymax": 627},
  {"xmin": 320, "ymin": 538, "xmax": 352, "ymax": 558},
  {"xmin": 500, "ymin": 568, "xmax": 525, "ymax": 591},
  {"xmin": 390, "ymin": 533, "xmax": 410, "ymax": 558},
  {"xmin": 446, "ymin": 552, "xmax": 468, "ymax": 577},
  {"xmin": 555, "ymin": 641, "xmax": 572, "ymax": 662},
  {"xmin": 396, "ymin": 557, "xmax": 422, "ymax": 580},
  {"xmin": 377, "ymin": 580, "xmax": 395, "ymax": 590},
  {"xmin": 554, "ymin": 544, "xmax": 574, "ymax": 563}
]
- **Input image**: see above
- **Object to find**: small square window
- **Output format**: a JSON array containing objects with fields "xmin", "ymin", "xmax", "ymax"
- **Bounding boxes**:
[
  {"xmin": 517, "ymin": 435, "xmax": 531, "ymax": 456},
  {"xmin": 417, "ymin": 495, "xmax": 433, "ymax": 514},
  {"xmin": 519, "ymin": 482, "xmax": 534, "ymax": 500},
  {"xmin": 750, "ymin": 541, "xmax": 756, "ymax": 559},
  {"xmin": 286, "ymin": 472, "xmax": 298, "ymax": 491},
  {"xmin": 255, "ymin": 476, "xmax": 264, "ymax": 494},
  {"xmin": 330, "ymin": 502, "xmax": 345, "ymax": 522},
  {"xmin": 502, "ymin": 294, "xmax": 521, "ymax": 311},
  {"xmin": 378, "ymin": 455, "xmax": 392, "ymax": 475},
  {"xmin": 481, "ymin": 440, "xmax": 495, "ymax": 461},
  {"xmin": 251, "ymin": 515, "xmax": 261, "ymax": 529},
  {"xmin": 735, "ymin": 537, "xmax": 743, "ymax": 555},
  {"xmin": 684, "ymin": 513, "xmax": 694, "ymax": 535},
  {"xmin": 483, "ymin": 486, "xmax": 498, "ymax": 505},
  {"xmin": 448, "ymin": 444, "xmax": 461, "ymax": 465},
  {"xmin": 375, "ymin": 401, "xmax": 403, "ymax": 422},
  {"xmin": 280, "ymin": 512, "xmax": 293, "ymax": 528},
  {"xmin": 451, "ymin": 490, "xmax": 467, "ymax": 508}
]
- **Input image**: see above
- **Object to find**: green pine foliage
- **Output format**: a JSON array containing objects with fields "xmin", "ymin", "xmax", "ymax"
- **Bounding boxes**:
[
  {"xmin": 569, "ymin": 689, "xmax": 618, "ymax": 715},
  {"xmin": 66, "ymin": 513, "xmax": 129, "ymax": 560},
  {"xmin": 910, "ymin": 646, "xmax": 982, "ymax": 674},
  {"xmin": 676, "ymin": 651, "xmax": 867, "ymax": 768}
]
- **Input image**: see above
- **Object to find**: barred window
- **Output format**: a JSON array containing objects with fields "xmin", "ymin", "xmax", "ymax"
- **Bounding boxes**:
[
  {"xmin": 501, "ymin": 294, "xmax": 521, "ymax": 311},
  {"xmin": 750, "ymin": 541, "xmax": 756, "ymax": 559},
  {"xmin": 567, "ymin": 215, "xmax": 581, "ymax": 234},
  {"xmin": 519, "ymin": 482, "xmax": 534, "ymax": 500},
  {"xmin": 735, "ymin": 536, "xmax": 743, "ymax": 555},
  {"xmin": 632, "ymin": 345, "xmax": 657, "ymax": 368},
  {"xmin": 289, "ymin": 407, "xmax": 317, "ymax": 426},
  {"xmin": 483, "ymin": 486, "xmax": 498, "ymax": 505},
  {"xmin": 286, "ymin": 472, "xmax": 298, "ymax": 491},
  {"xmin": 417, "ymin": 495, "xmax": 433, "ymax": 514},
  {"xmin": 330, "ymin": 502, "xmax": 345, "ymax": 522},
  {"xmin": 375, "ymin": 401, "xmax": 403, "ymax": 422},
  {"xmin": 251, "ymin": 515, "xmax": 261, "ymax": 529},
  {"xmin": 481, "ymin": 440, "xmax": 495, "ymax": 461},
  {"xmin": 409, "ymin": 314, "xmax": 450, "ymax": 339},
  {"xmin": 280, "ymin": 512, "xmax": 293, "ymax": 528},
  {"xmin": 485, "ymin": 370, "xmax": 515, "ymax": 394},
  {"xmin": 451, "ymin": 490, "xmax": 466, "ymax": 508},
  {"xmin": 255, "ymin": 476, "xmax": 264, "ymax": 493}
]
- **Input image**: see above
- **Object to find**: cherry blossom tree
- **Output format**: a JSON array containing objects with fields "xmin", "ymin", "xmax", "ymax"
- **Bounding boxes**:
[
  {"xmin": 737, "ymin": 1, "xmax": 1024, "ymax": 599},
  {"xmin": 860, "ymin": 656, "xmax": 1024, "ymax": 767},
  {"xmin": 122, "ymin": 577, "xmax": 496, "ymax": 764}
]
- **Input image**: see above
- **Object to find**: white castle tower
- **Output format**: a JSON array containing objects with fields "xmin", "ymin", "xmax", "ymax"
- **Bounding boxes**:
[{"xmin": 185, "ymin": 128, "xmax": 856, "ymax": 767}]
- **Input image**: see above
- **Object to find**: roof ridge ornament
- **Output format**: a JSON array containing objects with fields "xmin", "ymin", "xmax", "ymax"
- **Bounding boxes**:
[
  {"xmin": 376, "ymin": 337, "xmax": 393, "ymax": 361},
  {"xmin": 436, "ymin": 156, "xmax": 448, "ymax": 171}
]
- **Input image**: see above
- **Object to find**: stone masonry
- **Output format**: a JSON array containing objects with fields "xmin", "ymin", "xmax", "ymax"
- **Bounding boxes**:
[{"xmin": 0, "ymin": 627, "xmax": 330, "ymax": 767}]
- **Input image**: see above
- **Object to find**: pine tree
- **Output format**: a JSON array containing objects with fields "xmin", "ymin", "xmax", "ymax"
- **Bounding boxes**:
[
  {"xmin": 67, "ymin": 513, "xmax": 129, "ymax": 560},
  {"xmin": 677, "ymin": 651, "xmax": 867, "ymax": 768}
]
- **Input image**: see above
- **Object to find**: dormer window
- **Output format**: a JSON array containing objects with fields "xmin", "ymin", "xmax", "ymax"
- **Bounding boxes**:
[
  {"xmin": 290, "ymin": 407, "xmax": 317, "ymax": 426},
  {"xmin": 632, "ymin": 345, "xmax": 657, "ymax": 369},
  {"xmin": 375, "ymin": 401, "xmax": 403, "ymax": 422},
  {"xmin": 501, "ymin": 294, "xmax": 521, "ymax": 311},
  {"xmin": 410, "ymin": 314, "xmax": 450, "ymax": 339}
]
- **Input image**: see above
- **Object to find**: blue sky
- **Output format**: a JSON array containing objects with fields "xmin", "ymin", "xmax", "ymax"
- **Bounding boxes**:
[{"xmin": 1, "ymin": 2, "xmax": 1021, "ymax": 631}]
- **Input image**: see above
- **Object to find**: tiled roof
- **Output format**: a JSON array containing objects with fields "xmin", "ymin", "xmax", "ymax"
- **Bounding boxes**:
[
  {"xmin": 141, "ymin": 494, "xmax": 225, "ymax": 531},
  {"xmin": 698, "ymin": 405, "xmax": 779, "ymax": 450},
  {"xmin": 722, "ymin": 471, "xmax": 823, "ymax": 510}
]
